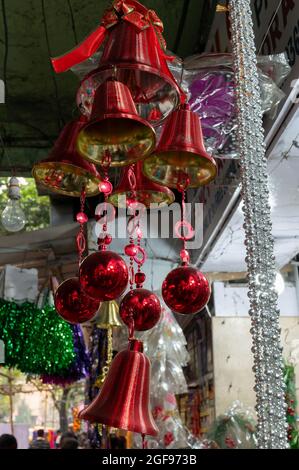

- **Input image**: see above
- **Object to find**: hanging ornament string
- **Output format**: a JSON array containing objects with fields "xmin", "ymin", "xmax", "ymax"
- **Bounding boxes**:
[
  {"xmin": 94, "ymin": 325, "xmax": 113, "ymax": 387},
  {"xmin": 229, "ymin": 0, "xmax": 288, "ymax": 449},
  {"xmin": 76, "ymin": 186, "xmax": 87, "ymax": 265},
  {"xmin": 97, "ymin": 152, "xmax": 113, "ymax": 251},
  {"xmin": 175, "ymin": 171, "xmax": 194, "ymax": 265}
]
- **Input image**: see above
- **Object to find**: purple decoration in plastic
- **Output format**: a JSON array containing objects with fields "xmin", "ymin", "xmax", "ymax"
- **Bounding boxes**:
[
  {"xmin": 188, "ymin": 70, "xmax": 236, "ymax": 150},
  {"xmin": 41, "ymin": 324, "xmax": 90, "ymax": 386}
]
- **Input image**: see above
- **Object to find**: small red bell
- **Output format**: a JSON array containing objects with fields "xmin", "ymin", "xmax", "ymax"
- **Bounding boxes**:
[
  {"xmin": 108, "ymin": 161, "xmax": 175, "ymax": 208},
  {"xmin": 77, "ymin": 79, "xmax": 156, "ymax": 167},
  {"xmin": 32, "ymin": 117, "xmax": 101, "ymax": 197},
  {"xmin": 77, "ymin": 20, "xmax": 181, "ymax": 126},
  {"xmin": 79, "ymin": 339, "xmax": 158, "ymax": 436},
  {"xmin": 143, "ymin": 104, "xmax": 218, "ymax": 188}
]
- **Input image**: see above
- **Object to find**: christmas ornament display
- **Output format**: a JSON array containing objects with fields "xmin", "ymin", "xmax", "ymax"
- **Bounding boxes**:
[
  {"xmin": 80, "ymin": 251, "xmax": 129, "ymax": 301},
  {"xmin": 108, "ymin": 161, "xmax": 175, "ymax": 208},
  {"xmin": 54, "ymin": 277, "xmax": 99, "ymax": 324},
  {"xmin": 1, "ymin": 177, "xmax": 26, "ymax": 232},
  {"xmin": 41, "ymin": 324, "xmax": 90, "ymax": 386},
  {"xmin": 94, "ymin": 300, "xmax": 122, "ymax": 329},
  {"xmin": 119, "ymin": 288, "xmax": 161, "ymax": 331},
  {"xmin": 229, "ymin": 0, "xmax": 288, "ymax": 448},
  {"xmin": 162, "ymin": 266, "xmax": 210, "ymax": 315},
  {"xmin": 76, "ymin": 79, "xmax": 156, "ymax": 167},
  {"xmin": 79, "ymin": 339, "xmax": 158, "ymax": 437},
  {"xmin": 0, "ymin": 300, "xmax": 75, "ymax": 375},
  {"xmin": 32, "ymin": 117, "xmax": 101, "ymax": 197},
  {"xmin": 52, "ymin": 1, "xmax": 183, "ymax": 126},
  {"xmin": 143, "ymin": 104, "xmax": 217, "ymax": 188}
]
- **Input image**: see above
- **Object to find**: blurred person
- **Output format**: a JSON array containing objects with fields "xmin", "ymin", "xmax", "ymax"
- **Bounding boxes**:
[
  {"xmin": 60, "ymin": 431, "xmax": 77, "ymax": 449},
  {"xmin": 29, "ymin": 429, "xmax": 50, "ymax": 449},
  {"xmin": 55, "ymin": 430, "xmax": 62, "ymax": 449},
  {"xmin": 0, "ymin": 434, "xmax": 17, "ymax": 449},
  {"xmin": 78, "ymin": 432, "xmax": 90, "ymax": 449},
  {"xmin": 60, "ymin": 438, "xmax": 78, "ymax": 449}
]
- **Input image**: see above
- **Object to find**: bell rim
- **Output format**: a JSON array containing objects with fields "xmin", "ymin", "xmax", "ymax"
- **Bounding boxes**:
[
  {"xmin": 108, "ymin": 188, "xmax": 175, "ymax": 208},
  {"xmin": 77, "ymin": 63, "xmax": 181, "ymax": 127},
  {"xmin": 77, "ymin": 113, "xmax": 156, "ymax": 167},
  {"xmin": 143, "ymin": 152, "xmax": 218, "ymax": 189},
  {"xmin": 32, "ymin": 162, "xmax": 101, "ymax": 197}
]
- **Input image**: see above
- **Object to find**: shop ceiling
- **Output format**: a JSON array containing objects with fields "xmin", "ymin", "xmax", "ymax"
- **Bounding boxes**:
[{"xmin": 0, "ymin": 0, "xmax": 217, "ymax": 175}]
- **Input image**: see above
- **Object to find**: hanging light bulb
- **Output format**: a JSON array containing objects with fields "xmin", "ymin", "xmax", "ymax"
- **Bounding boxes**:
[{"xmin": 1, "ymin": 177, "xmax": 26, "ymax": 232}]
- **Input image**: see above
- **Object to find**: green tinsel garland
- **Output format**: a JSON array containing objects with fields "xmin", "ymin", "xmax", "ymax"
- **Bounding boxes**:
[
  {"xmin": 284, "ymin": 362, "xmax": 299, "ymax": 449},
  {"xmin": 0, "ymin": 299, "xmax": 75, "ymax": 375}
]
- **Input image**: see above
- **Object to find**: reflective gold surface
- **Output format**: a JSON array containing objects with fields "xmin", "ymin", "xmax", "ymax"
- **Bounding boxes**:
[
  {"xmin": 95, "ymin": 300, "xmax": 122, "ymax": 329},
  {"xmin": 77, "ymin": 117, "xmax": 156, "ymax": 167},
  {"xmin": 108, "ymin": 188, "xmax": 175, "ymax": 208},
  {"xmin": 143, "ymin": 151, "xmax": 218, "ymax": 188},
  {"xmin": 32, "ymin": 162, "xmax": 100, "ymax": 197}
]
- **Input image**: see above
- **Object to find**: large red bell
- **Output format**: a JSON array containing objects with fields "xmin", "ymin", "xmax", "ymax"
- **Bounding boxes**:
[
  {"xmin": 32, "ymin": 117, "xmax": 101, "ymax": 197},
  {"xmin": 79, "ymin": 339, "xmax": 158, "ymax": 436},
  {"xmin": 108, "ymin": 161, "xmax": 175, "ymax": 208},
  {"xmin": 77, "ymin": 20, "xmax": 181, "ymax": 127},
  {"xmin": 77, "ymin": 79, "xmax": 156, "ymax": 167},
  {"xmin": 143, "ymin": 104, "xmax": 218, "ymax": 188}
]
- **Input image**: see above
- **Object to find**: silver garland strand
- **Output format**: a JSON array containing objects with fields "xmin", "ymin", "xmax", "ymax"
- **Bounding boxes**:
[{"xmin": 229, "ymin": 0, "xmax": 288, "ymax": 449}]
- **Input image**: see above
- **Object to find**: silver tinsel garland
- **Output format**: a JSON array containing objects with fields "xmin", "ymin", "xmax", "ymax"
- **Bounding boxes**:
[{"xmin": 229, "ymin": 0, "xmax": 288, "ymax": 449}]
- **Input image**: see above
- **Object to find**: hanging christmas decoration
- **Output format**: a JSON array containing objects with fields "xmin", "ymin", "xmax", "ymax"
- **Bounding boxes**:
[
  {"xmin": 119, "ymin": 288, "xmax": 161, "ymax": 331},
  {"xmin": 54, "ymin": 276, "xmax": 99, "ymax": 324},
  {"xmin": 1, "ymin": 177, "xmax": 26, "ymax": 233},
  {"xmin": 229, "ymin": 0, "xmax": 288, "ymax": 449},
  {"xmin": 32, "ymin": 117, "xmax": 101, "ymax": 197},
  {"xmin": 108, "ymin": 161, "xmax": 175, "ymax": 208},
  {"xmin": 55, "ymin": 188, "xmax": 100, "ymax": 324},
  {"xmin": 94, "ymin": 301, "xmax": 122, "ymax": 329},
  {"xmin": 41, "ymin": 324, "xmax": 90, "ymax": 386},
  {"xmin": 76, "ymin": 79, "xmax": 156, "ymax": 167},
  {"xmin": 79, "ymin": 339, "xmax": 158, "ymax": 437},
  {"xmin": 80, "ymin": 250, "xmax": 129, "ymax": 302},
  {"xmin": 143, "ymin": 104, "xmax": 217, "ymax": 189},
  {"xmin": 162, "ymin": 266, "xmax": 210, "ymax": 315},
  {"xmin": 51, "ymin": 1, "xmax": 183, "ymax": 126},
  {"xmin": 0, "ymin": 300, "xmax": 75, "ymax": 375}
]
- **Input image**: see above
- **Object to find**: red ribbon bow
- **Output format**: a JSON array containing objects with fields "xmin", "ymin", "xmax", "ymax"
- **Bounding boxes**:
[{"xmin": 51, "ymin": 0, "xmax": 166, "ymax": 73}]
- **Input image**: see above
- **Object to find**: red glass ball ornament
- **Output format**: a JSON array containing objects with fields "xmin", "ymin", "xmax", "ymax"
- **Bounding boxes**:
[
  {"xmin": 119, "ymin": 288, "xmax": 161, "ymax": 331},
  {"xmin": 54, "ymin": 277, "xmax": 99, "ymax": 324},
  {"xmin": 124, "ymin": 244, "xmax": 138, "ymax": 257},
  {"xmin": 162, "ymin": 266, "xmax": 210, "ymax": 315},
  {"xmin": 80, "ymin": 250, "xmax": 129, "ymax": 301}
]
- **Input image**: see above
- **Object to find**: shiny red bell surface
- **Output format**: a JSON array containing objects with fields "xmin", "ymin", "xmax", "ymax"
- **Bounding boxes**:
[
  {"xmin": 162, "ymin": 266, "xmax": 211, "ymax": 315},
  {"xmin": 79, "ymin": 250, "xmax": 129, "ymax": 301},
  {"xmin": 77, "ymin": 79, "xmax": 156, "ymax": 167},
  {"xmin": 77, "ymin": 20, "xmax": 181, "ymax": 126},
  {"xmin": 54, "ymin": 277, "xmax": 99, "ymax": 324},
  {"xmin": 32, "ymin": 117, "xmax": 101, "ymax": 197},
  {"xmin": 119, "ymin": 288, "xmax": 161, "ymax": 331},
  {"xmin": 143, "ymin": 104, "xmax": 218, "ymax": 188},
  {"xmin": 108, "ymin": 161, "xmax": 175, "ymax": 208},
  {"xmin": 79, "ymin": 340, "xmax": 158, "ymax": 436}
]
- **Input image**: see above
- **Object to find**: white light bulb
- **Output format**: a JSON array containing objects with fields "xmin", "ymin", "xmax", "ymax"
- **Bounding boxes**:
[{"xmin": 1, "ymin": 198, "xmax": 26, "ymax": 232}]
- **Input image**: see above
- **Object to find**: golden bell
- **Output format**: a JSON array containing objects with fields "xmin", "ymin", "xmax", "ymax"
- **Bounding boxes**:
[
  {"xmin": 32, "ymin": 117, "xmax": 101, "ymax": 197},
  {"xmin": 77, "ymin": 79, "xmax": 156, "ymax": 167},
  {"xmin": 143, "ymin": 104, "xmax": 218, "ymax": 188},
  {"xmin": 95, "ymin": 301, "xmax": 122, "ymax": 329}
]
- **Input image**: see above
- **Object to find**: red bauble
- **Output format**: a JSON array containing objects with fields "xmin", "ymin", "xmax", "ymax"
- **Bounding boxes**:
[
  {"xmin": 80, "ymin": 250, "xmax": 129, "ymax": 301},
  {"xmin": 162, "ymin": 266, "xmax": 210, "ymax": 315},
  {"xmin": 54, "ymin": 277, "xmax": 99, "ymax": 324},
  {"xmin": 119, "ymin": 288, "xmax": 161, "ymax": 331}
]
